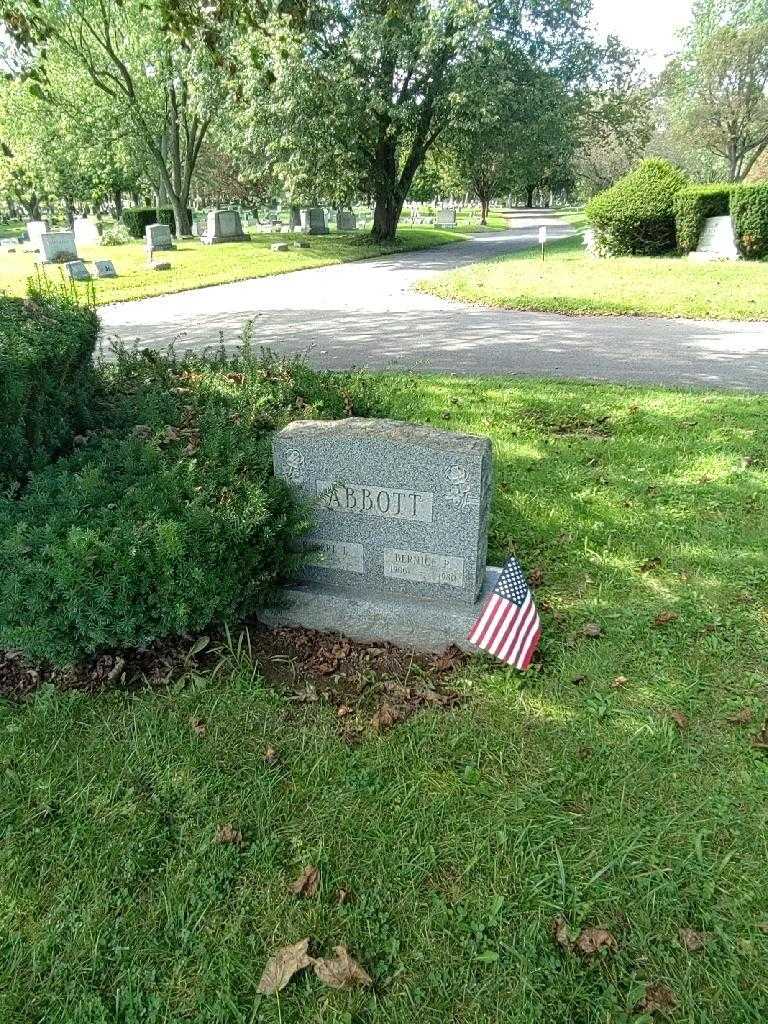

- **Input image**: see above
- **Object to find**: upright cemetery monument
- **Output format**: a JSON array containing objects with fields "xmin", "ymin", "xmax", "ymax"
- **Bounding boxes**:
[
  {"xmin": 73, "ymin": 217, "xmax": 101, "ymax": 247},
  {"xmin": 300, "ymin": 207, "xmax": 329, "ymax": 235},
  {"xmin": 689, "ymin": 216, "xmax": 740, "ymax": 262},
  {"xmin": 201, "ymin": 209, "xmax": 249, "ymax": 245},
  {"xmin": 26, "ymin": 220, "xmax": 50, "ymax": 252},
  {"xmin": 39, "ymin": 231, "xmax": 78, "ymax": 263},
  {"xmin": 145, "ymin": 223, "xmax": 174, "ymax": 252},
  {"xmin": 263, "ymin": 418, "xmax": 499, "ymax": 651}
]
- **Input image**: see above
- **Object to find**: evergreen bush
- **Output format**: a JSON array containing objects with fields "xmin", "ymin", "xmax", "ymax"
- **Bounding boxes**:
[
  {"xmin": 0, "ymin": 281, "xmax": 98, "ymax": 491},
  {"xmin": 121, "ymin": 206, "xmax": 191, "ymax": 239},
  {"xmin": 674, "ymin": 184, "xmax": 735, "ymax": 254},
  {"xmin": 731, "ymin": 182, "xmax": 768, "ymax": 260},
  {"xmin": 586, "ymin": 160, "xmax": 689, "ymax": 257}
]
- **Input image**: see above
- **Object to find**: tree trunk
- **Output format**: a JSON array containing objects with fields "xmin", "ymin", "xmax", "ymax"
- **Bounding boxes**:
[
  {"xmin": 168, "ymin": 194, "xmax": 190, "ymax": 237},
  {"xmin": 372, "ymin": 190, "xmax": 403, "ymax": 243},
  {"xmin": 113, "ymin": 189, "xmax": 123, "ymax": 220},
  {"xmin": 64, "ymin": 197, "xmax": 76, "ymax": 228},
  {"xmin": 371, "ymin": 136, "xmax": 403, "ymax": 243},
  {"xmin": 479, "ymin": 197, "xmax": 490, "ymax": 225},
  {"xmin": 526, "ymin": 185, "xmax": 535, "ymax": 209},
  {"xmin": 289, "ymin": 205, "xmax": 301, "ymax": 228}
]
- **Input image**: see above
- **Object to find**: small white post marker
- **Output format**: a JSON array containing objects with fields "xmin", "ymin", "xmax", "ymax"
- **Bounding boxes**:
[{"xmin": 538, "ymin": 225, "xmax": 547, "ymax": 260}]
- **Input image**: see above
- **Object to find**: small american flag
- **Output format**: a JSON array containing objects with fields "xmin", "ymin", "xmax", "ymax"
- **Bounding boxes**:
[{"xmin": 468, "ymin": 557, "xmax": 541, "ymax": 669}]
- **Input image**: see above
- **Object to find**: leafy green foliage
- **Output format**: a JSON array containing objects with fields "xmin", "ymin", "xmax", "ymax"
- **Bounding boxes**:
[
  {"xmin": 0, "ymin": 344, "xmax": 352, "ymax": 664},
  {"xmin": 586, "ymin": 159, "xmax": 689, "ymax": 256},
  {"xmin": 101, "ymin": 223, "xmax": 132, "ymax": 246},
  {"xmin": 673, "ymin": 183, "xmax": 735, "ymax": 253},
  {"xmin": 0, "ymin": 280, "xmax": 97, "ymax": 491},
  {"xmin": 121, "ymin": 206, "xmax": 192, "ymax": 239},
  {"xmin": 731, "ymin": 181, "xmax": 768, "ymax": 259}
]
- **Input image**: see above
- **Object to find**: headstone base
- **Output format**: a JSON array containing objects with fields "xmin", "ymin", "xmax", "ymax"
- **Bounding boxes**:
[
  {"xmin": 259, "ymin": 567, "xmax": 501, "ymax": 653},
  {"xmin": 201, "ymin": 233, "xmax": 250, "ymax": 245}
]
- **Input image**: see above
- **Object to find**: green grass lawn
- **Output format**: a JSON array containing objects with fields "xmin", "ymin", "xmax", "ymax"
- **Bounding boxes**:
[
  {"xmin": 2, "ymin": 371, "xmax": 768, "ymax": 1022},
  {"xmin": 3, "ymin": 227, "xmax": 465, "ymax": 305},
  {"xmin": 419, "ymin": 213, "xmax": 768, "ymax": 320}
]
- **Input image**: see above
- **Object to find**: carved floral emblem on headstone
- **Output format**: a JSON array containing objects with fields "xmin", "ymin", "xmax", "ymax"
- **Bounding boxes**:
[
  {"xmin": 445, "ymin": 465, "xmax": 471, "ymax": 508},
  {"xmin": 284, "ymin": 449, "xmax": 306, "ymax": 483}
]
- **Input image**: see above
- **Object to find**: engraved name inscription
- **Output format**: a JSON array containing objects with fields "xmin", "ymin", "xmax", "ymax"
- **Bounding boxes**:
[
  {"xmin": 383, "ymin": 548, "xmax": 465, "ymax": 587},
  {"xmin": 316, "ymin": 481, "xmax": 434, "ymax": 523},
  {"xmin": 305, "ymin": 540, "xmax": 364, "ymax": 574}
]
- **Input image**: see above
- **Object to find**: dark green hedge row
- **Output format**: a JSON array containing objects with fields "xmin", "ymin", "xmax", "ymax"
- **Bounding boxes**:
[
  {"xmin": 674, "ymin": 184, "xmax": 736, "ymax": 254},
  {"xmin": 731, "ymin": 182, "xmax": 768, "ymax": 260},
  {"xmin": 121, "ymin": 206, "xmax": 191, "ymax": 239},
  {"xmin": 0, "ymin": 344, "xmax": 352, "ymax": 665},
  {"xmin": 0, "ymin": 283, "xmax": 98, "ymax": 491},
  {"xmin": 585, "ymin": 159, "xmax": 689, "ymax": 257}
]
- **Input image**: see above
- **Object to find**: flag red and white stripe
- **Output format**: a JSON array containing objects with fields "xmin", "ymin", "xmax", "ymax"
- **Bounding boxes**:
[{"xmin": 468, "ymin": 557, "xmax": 541, "ymax": 669}]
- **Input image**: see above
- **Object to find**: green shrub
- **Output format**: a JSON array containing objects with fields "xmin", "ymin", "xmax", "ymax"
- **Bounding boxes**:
[
  {"xmin": 0, "ymin": 344, "xmax": 353, "ymax": 664},
  {"xmin": 731, "ymin": 182, "xmax": 768, "ymax": 260},
  {"xmin": 0, "ymin": 281, "xmax": 98, "ymax": 491},
  {"xmin": 674, "ymin": 184, "xmax": 735, "ymax": 254},
  {"xmin": 101, "ymin": 223, "xmax": 132, "ymax": 246},
  {"xmin": 586, "ymin": 159, "xmax": 689, "ymax": 256},
  {"xmin": 121, "ymin": 206, "xmax": 191, "ymax": 239}
]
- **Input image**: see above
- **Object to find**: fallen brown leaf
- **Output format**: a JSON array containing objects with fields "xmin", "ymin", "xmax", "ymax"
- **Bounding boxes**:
[
  {"xmin": 581, "ymin": 622, "xmax": 603, "ymax": 638},
  {"xmin": 529, "ymin": 566, "xmax": 544, "ymax": 588},
  {"xmin": 336, "ymin": 704, "xmax": 354, "ymax": 718},
  {"xmin": 335, "ymin": 887, "xmax": 352, "ymax": 905},
  {"xmin": 263, "ymin": 745, "xmax": 280, "ymax": 766},
  {"xmin": 189, "ymin": 715, "xmax": 207, "ymax": 736},
  {"xmin": 214, "ymin": 824, "xmax": 243, "ymax": 845},
  {"xmin": 669, "ymin": 710, "xmax": 689, "ymax": 731},
  {"xmin": 636, "ymin": 983, "xmax": 678, "ymax": 1014},
  {"xmin": 679, "ymin": 927, "xmax": 709, "ymax": 952},
  {"xmin": 257, "ymin": 938, "xmax": 314, "ymax": 995},
  {"xmin": 371, "ymin": 703, "xmax": 400, "ymax": 733},
  {"xmin": 655, "ymin": 606, "xmax": 679, "ymax": 622},
  {"xmin": 575, "ymin": 926, "xmax": 618, "ymax": 956},
  {"xmin": 312, "ymin": 945, "xmax": 372, "ymax": 989},
  {"xmin": 751, "ymin": 723, "xmax": 768, "ymax": 750},
  {"xmin": 640, "ymin": 556, "xmax": 662, "ymax": 573},
  {"xmin": 726, "ymin": 708, "xmax": 753, "ymax": 726},
  {"xmin": 612, "ymin": 675, "xmax": 628, "ymax": 688},
  {"xmin": 288, "ymin": 865, "xmax": 320, "ymax": 898},
  {"xmin": 552, "ymin": 914, "xmax": 572, "ymax": 951}
]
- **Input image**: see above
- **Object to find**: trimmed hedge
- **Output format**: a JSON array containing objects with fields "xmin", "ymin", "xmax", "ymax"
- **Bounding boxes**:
[
  {"xmin": 121, "ymin": 206, "xmax": 192, "ymax": 239},
  {"xmin": 0, "ymin": 345, "xmax": 352, "ymax": 665},
  {"xmin": 731, "ymin": 182, "xmax": 768, "ymax": 260},
  {"xmin": 586, "ymin": 159, "xmax": 689, "ymax": 257},
  {"xmin": 674, "ymin": 184, "xmax": 735, "ymax": 254},
  {"xmin": 0, "ymin": 283, "xmax": 98, "ymax": 491}
]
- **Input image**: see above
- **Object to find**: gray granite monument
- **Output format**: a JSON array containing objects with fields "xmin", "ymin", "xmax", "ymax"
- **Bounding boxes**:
[
  {"xmin": 201, "ymin": 208, "xmax": 249, "ymax": 245},
  {"xmin": 64, "ymin": 259, "xmax": 91, "ymax": 281},
  {"xmin": 39, "ymin": 231, "xmax": 78, "ymax": 263},
  {"xmin": 436, "ymin": 208, "xmax": 457, "ymax": 228},
  {"xmin": 145, "ymin": 223, "xmax": 174, "ymax": 252},
  {"xmin": 335, "ymin": 210, "xmax": 357, "ymax": 232},
  {"xmin": 94, "ymin": 259, "xmax": 117, "ymax": 278},
  {"xmin": 26, "ymin": 219, "xmax": 49, "ymax": 251},
  {"xmin": 300, "ymin": 207, "xmax": 329, "ymax": 235},
  {"xmin": 261, "ymin": 418, "xmax": 498, "ymax": 651},
  {"xmin": 73, "ymin": 217, "xmax": 101, "ymax": 247}
]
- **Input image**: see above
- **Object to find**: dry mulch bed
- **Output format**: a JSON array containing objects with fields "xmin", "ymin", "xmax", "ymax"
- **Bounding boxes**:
[{"xmin": 0, "ymin": 624, "xmax": 469, "ymax": 739}]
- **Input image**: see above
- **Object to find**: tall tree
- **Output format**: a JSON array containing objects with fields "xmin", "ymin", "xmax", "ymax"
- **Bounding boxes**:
[
  {"xmin": 5, "ymin": 0, "xmax": 229, "ymax": 235},
  {"xmin": 253, "ymin": 0, "xmax": 598, "ymax": 241},
  {"xmin": 660, "ymin": 0, "xmax": 768, "ymax": 180}
]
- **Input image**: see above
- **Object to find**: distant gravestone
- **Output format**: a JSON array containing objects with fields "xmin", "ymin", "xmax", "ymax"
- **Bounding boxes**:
[
  {"xmin": 191, "ymin": 216, "xmax": 206, "ymax": 237},
  {"xmin": 436, "ymin": 208, "xmax": 457, "ymax": 228},
  {"xmin": 270, "ymin": 242, "xmax": 290, "ymax": 252},
  {"xmin": 262, "ymin": 418, "xmax": 498, "ymax": 651},
  {"xmin": 145, "ymin": 223, "xmax": 174, "ymax": 252},
  {"xmin": 73, "ymin": 217, "xmax": 101, "ymax": 247},
  {"xmin": 94, "ymin": 259, "xmax": 117, "ymax": 278},
  {"xmin": 27, "ymin": 220, "xmax": 50, "ymax": 251},
  {"xmin": 336, "ymin": 210, "xmax": 357, "ymax": 232},
  {"xmin": 201, "ymin": 209, "xmax": 249, "ymax": 245},
  {"xmin": 300, "ymin": 207, "xmax": 329, "ymax": 235},
  {"xmin": 64, "ymin": 260, "xmax": 91, "ymax": 281},
  {"xmin": 39, "ymin": 231, "xmax": 78, "ymax": 263},
  {"xmin": 689, "ymin": 216, "xmax": 740, "ymax": 262},
  {"xmin": 0, "ymin": 239, "xmax": 17, "ymax": 251}
]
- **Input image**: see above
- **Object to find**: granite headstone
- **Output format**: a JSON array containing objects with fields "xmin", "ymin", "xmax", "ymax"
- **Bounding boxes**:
[
  {"xmin": 94, "ymin": 259, "xmax": 117, "ymax": 278},
  {"xmin": 201, "ymin": 208, "xmax": 249, "ymax": 245},
  {"xmin": 64, "ymin": 259, "xmax": 91, "ymax": 281},
  {"xmin": 27, "ymin": 219, "xmax": 50, "ymax": 251},
  {"xmin": 145, "ymin": 223, "xmax": 174, "ymax": 252},
  {"xmin": 300, "ymin": 207, "xmax": 329, "ymax": 235},
  {"xmin": 436, "ymin": 208, "xmax": 457, "ymax": 227},
  {"xmin": 336, "ymin": 210, "xmax": 357, "ymax": 232},
  {"xmin": 689, "ymin": 215, "xmax": 740, "ymax": 262},
  {"xmin": 73, "ymin": 217, "xmax": 101, "ymax": 247},
  {"xmin": 262, "ymin": 418, "xmax": 498, "ymax": 651},
  {"xmin": 39, "ymin": 231, "xmax": 78, "ymax": 263}
]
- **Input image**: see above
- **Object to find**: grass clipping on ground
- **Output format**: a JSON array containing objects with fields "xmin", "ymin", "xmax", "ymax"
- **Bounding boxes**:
[
  {"xmin": 2, "ymin": 370, "xmax": 768, "ymax": 1022},
  {"xmin": 419, "ymin": 230, "xmax": 768, "ymax": 320}
]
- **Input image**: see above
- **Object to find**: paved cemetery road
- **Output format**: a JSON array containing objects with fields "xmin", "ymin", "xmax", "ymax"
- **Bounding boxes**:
[{"xmin": 100, "ymin": 211, "xmax": 768, "ymax": 393}]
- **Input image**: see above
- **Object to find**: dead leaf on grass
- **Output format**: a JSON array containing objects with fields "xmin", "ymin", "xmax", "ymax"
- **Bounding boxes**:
[
  {"xmin": 612, "ymin": 675, "xmax": 628, "ymax": 688},
  {"xmin": 581, "ymin": 622, "xmax": 603, "ymax": 638},
  {"xmin": 214, "ymin": 824, "xmax": 243, "ymax": 845},
  {"xmin": 636, "ymin": 983, "xmax": 678, "ymax": 1015},
  {"xmin": 312, "ymin": 945, "xmax": 372, "ymax": 989},
  {"xmin": 257, "ymin": 937, "xmax": 314, "ymax": 995},
  {"xmin": 679, "ymin": 927, "xmax": 709, "ymax": 952},
  {"xmin": 655, "ymin": 606, "xmax": 679, "ymax": 622},
  {"xmin": 575, "ymin": 926, "xmax": 618, "ymax": 956},
  {"xmin": 335, "ymin": 887, "xmax": 352, "ymax": 905},
  {"xmin": 529, "ymin": 566, "xmax": 544, "ymax": 588},
  {"xmin": 726, "ymin": 708, "xmax": 753, "ymax": 726},
  {"xmin": 552, "ymin": 914, "xmax": 572, "ymax": 951},
  {"xmin": 189, "ymin": 715, "xmax": 207, "ymax": 736},
  {"xmin": 263, "ymin": 745, "xmax": 280, "ymax": 766},
  {"xmin": 669, "ymin": 710, "xmax": 689, "ymax": 731},
  {"xmin": 288, "ymin": 865, "xmax": 320, "ymax": 898},
  {"xmin": 640, "ymin": 556, "xmax": 662, "ymax": 573},
  {"xmin": 371, "ymin": 704, "xmax": 400, "ymax": 733},
  {"xmin": 336, "ymin": 704, "xmax": 354, "ymax": 718},
  {"xmin": 750, "ymin": 723, "xmax": 768, "ymax": 750}
]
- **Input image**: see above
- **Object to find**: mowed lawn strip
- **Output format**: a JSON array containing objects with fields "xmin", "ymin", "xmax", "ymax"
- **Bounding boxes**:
[
  {"xmin": 2, "ymin": 373, "xmax": 768, "ymax": 1022},
  {"xmin": 0, "ymin": 226, "xmax": 466, "ymax": 305},
  {"xmin": 418, "ymin": 214, "xmax": 768, "ymax": 321}
]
